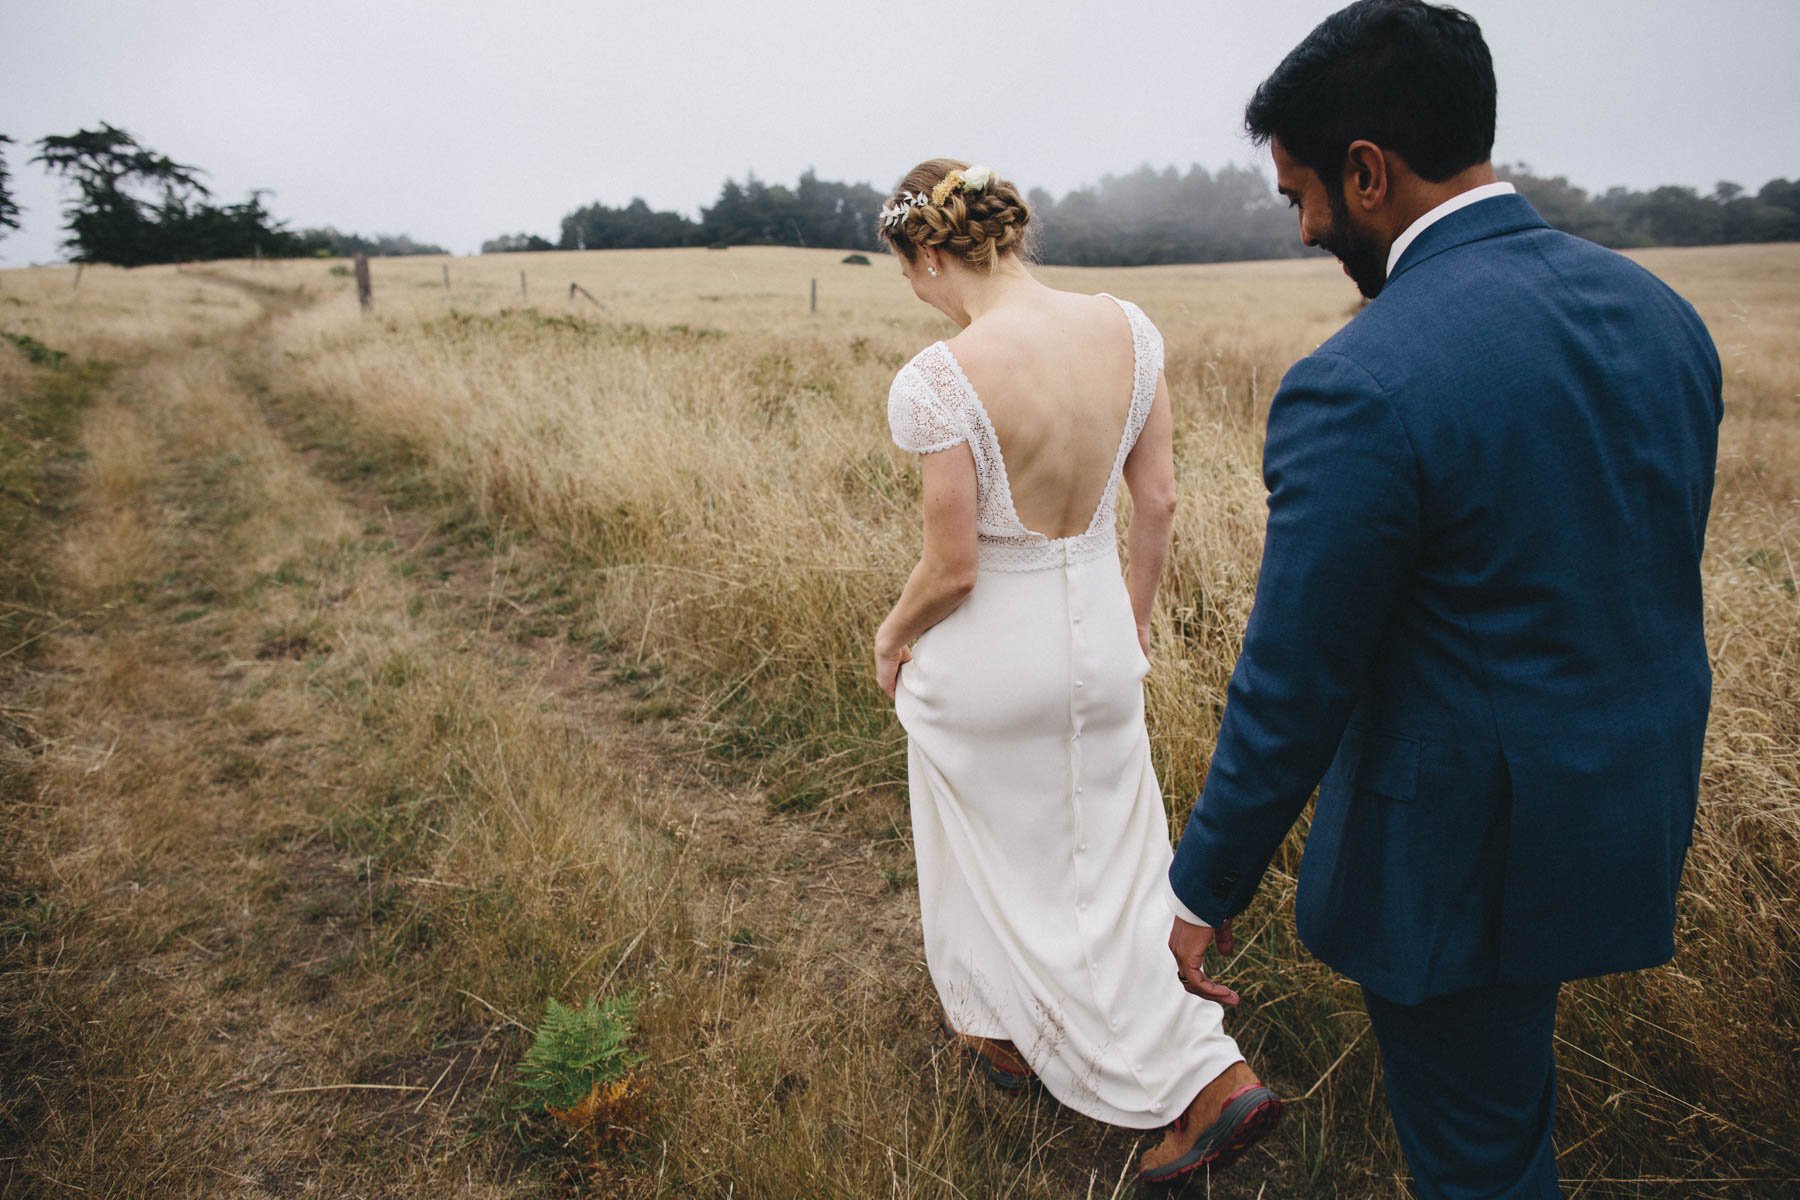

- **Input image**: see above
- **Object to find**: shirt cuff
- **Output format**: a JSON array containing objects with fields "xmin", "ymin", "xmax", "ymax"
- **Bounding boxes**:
[{"xmin": 1165, "ymin": 877, "xmax": 1211, "ymax": 928}]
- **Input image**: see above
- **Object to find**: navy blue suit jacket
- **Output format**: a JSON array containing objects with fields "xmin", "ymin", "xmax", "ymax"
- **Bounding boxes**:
[{"xmin": 1168, "ymin": 194, "xmax": 1722, "ymax": 1004}]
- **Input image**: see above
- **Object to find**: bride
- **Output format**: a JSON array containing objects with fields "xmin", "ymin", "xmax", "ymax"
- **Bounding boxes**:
[{"xmin": 871, "ymin": 159, "xmax": 1283, "ymax": 1184}]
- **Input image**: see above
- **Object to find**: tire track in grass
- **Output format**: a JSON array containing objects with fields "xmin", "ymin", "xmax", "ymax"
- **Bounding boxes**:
[
  {"xmin": 221, "ymin": 284, "xmax": 1307, "ymax": 1198},
  {"xmin": 4, "ymin": 274, "xmax": 1299, "ymax": 1198}
]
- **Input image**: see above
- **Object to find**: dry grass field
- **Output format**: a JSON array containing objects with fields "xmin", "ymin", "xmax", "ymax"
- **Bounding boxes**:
[{"xmin": 0, "ymin": 242, "xmax": 1795, "ymax": 1198}]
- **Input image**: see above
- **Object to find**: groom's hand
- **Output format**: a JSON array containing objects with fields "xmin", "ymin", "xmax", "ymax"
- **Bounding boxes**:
[{"xmin": 1169, "ymin": 916, "xmax": 1240, "ymax": 1008}]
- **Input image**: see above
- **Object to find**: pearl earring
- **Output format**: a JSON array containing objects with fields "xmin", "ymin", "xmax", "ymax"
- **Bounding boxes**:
[{"xmin": 927, "ymin": 265, "xmax": 938, "ymax": 277}]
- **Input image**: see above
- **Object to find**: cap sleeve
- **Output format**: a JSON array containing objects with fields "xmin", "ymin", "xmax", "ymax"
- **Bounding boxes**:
[{"xmin": 887, "ymin": 360, "xmax": 968, "ymax": 454}]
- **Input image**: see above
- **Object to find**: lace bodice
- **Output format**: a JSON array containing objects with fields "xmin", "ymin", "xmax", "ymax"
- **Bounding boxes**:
[{"xmin": 887, "ymin": 293, "xmax": 1165, "ymax": 572}]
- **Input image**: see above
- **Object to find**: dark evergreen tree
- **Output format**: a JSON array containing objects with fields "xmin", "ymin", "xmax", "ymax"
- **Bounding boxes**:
[
  {"xmin": 34, "ymin": 124, "xmax": 211, "ymax": 264},
  {"xmin": 0, "ymin": 134, "xmax": 20, "ymax": 239},
  {"xmin": 558, "ymin": 197, "xmax": 696, "ymax": 250},
  {"xmin": 1756, "ymin": 179, "xmax": 1800, "ymax": 240},
  {"xmin": 33, "ymin": 123, "xmax": 319, "ymax": 263},
  {"xmin": 1634, "ymin": 185, "xmax": 1725, "ymax": 246}
]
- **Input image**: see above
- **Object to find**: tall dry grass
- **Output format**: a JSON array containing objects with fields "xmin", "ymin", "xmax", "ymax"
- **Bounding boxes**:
[
  {"xmin": 1, "ymin": 278, "xmax": 1257, "ymax": 1197},
  {"xmin": 241, "ymin": 243, "xmax": 1798, "ymax": 1191},
  {"xmin": 3, "ymin": 242, "xmax": 1795, "ymax": 1195},
  {"xmin": 1, "ymin": 262, "xmax": 262, "ymax": 360}
]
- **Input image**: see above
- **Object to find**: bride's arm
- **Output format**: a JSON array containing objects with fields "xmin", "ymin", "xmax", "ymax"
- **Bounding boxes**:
[
  {"xmin": 1121, "ymin": 374, "xmax": 1178, "ymax": 656},
  {"xmin": 874, "ymin": 444, "xmax": 980, "ymax": 697}
]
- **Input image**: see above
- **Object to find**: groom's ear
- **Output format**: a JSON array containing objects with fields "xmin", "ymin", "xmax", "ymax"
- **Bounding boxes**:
[{"xmin": 1342, "ymin": 139, "xmax": 1390, "ymax": 213}]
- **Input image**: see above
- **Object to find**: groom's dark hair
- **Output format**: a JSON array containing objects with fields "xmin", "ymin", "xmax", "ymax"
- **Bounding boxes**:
[{"xmin": 1246, "ymin": 0, "xmax": 1495, "ymax": 185}]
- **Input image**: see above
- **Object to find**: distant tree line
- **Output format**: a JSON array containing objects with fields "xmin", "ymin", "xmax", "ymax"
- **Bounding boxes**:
[
  {"xmin": 487, "ymin": 164, "xmax": 1800, "ymax": 265},
  {"xmin": 1026, "ymin": 164, "xmax": 1302, "ymax": 265},
  {"xmin": 293, "ymin": 227, "xmax": 447, "ymax": 257},
  {"xmin": 480, "ymin": 232, "xmax": 556, "ymax": 254},
  {"xmin": 491, "ymin": 171, "xmax": 890, "ymax": 255},
  {"xmin": 1498, "ymin": 166, "xmax": 1800, "ymax": 248},
  {"xmin": 4, "ymin": 125, "xmax": 1794, "ymax": 267}
]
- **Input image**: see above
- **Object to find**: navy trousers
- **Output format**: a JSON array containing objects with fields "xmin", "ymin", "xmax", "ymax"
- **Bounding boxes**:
[{"xmin": 1362, "ymin": 983, "xmax": 1563, "ymax": 1199}]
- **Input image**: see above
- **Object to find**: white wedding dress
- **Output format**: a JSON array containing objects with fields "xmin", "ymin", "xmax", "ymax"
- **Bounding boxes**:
[{"xmin": 888, "ymin": 294, "xmax": 1242, "ymax": 1129}]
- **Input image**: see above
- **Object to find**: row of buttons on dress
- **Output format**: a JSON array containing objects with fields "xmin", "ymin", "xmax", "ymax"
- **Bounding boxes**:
[{"xmin": 1071, "ymin": 573, "xmax": 1119, "ymax": 1037}]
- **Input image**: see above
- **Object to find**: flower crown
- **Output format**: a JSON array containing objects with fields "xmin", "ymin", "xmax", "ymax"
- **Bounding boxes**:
[{"xmin": 879, "ymin": 164, "xmax": 998, "ymax": 230}]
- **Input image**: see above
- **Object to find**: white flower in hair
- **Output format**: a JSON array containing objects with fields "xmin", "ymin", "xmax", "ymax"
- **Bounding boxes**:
[
  {"xmin": 961, "ymin": 165, "xmax": 995, "ymax": 191},
  {"xmin": 879, "ymin": 191, "xmax": 930, "ymax": 229}
]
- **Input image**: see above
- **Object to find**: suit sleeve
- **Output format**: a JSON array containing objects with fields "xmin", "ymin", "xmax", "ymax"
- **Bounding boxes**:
[{"xmin": 1169, "ymin": 351, "xmax": 1421, "ymax": 925}]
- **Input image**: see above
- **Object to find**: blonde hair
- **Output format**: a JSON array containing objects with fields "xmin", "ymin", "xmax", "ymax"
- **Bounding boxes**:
[{"xmin": 879, "ymin": 158, "xmax": 1033, "ymax": 274}]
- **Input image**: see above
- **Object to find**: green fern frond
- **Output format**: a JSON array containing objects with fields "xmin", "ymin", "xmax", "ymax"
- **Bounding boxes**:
[{"xmin": 514, "ymin": 992, "xmax": 645, "ymax": 1112}]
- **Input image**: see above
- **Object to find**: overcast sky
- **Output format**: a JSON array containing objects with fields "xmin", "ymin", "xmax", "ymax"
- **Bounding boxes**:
[{"xmin": 2, "ymin": 0, "xmax": 1795, "ymax": 266}]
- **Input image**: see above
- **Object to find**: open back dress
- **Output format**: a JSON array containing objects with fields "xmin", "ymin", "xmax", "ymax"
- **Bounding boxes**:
[{"xmin": 887, "ymin": 294, "xmax": 1242, "ymax": 1129}]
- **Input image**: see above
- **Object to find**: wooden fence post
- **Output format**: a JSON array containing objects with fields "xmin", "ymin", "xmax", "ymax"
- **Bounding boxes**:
[
  {"xmin": 442, "ymin": 263, "xmax": 450, "ymax": 290},
  {"xmin": 354, "ymin": 252, "xmax": 372, "ymax": 311},
  {"xmin": 520, "ymin": 270, "xmax": 528, "ymax": 301},
  {"xmin": 72, "ymin": 263, "xmax": 84, "ymax": 292},
  {"xmin": 568, "ymin": 282, "xmax": 603, "ymax": 309},
  {"xmin": 810, "ymin": 278, "xmax": 817, "ymax": 314}
]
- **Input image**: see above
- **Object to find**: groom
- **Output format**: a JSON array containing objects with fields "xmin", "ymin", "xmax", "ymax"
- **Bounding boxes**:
[{"xmin": 1166, "ymin": 1, "xmax": 1722, "ymax": 1196}]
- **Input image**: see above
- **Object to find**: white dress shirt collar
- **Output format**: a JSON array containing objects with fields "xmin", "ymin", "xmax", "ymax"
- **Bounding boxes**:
[{"xmin": 1385, "ymin": 181, "xmax": 1517, "ymax": 278}]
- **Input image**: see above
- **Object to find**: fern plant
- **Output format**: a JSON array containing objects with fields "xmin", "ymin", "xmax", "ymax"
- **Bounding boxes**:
[{"xmin": 515, "ymin": 992, "xmax": 644, "ymax": 1113}]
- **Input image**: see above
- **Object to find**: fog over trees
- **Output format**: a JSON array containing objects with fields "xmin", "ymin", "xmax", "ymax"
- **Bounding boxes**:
[
  {"xmin": 503, "ymin": 163, "xmax": 1800, "ymax": 264},
  {"xmin": 1496, "ymin": 166, "xmax": 1800, "ymax": 248},
  {"xmin": 4, "ymin": 124, "xmax": 1793, "ymax": 266}
]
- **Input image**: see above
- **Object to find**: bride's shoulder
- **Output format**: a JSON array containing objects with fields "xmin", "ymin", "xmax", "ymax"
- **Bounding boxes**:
[
  {"xmin": 1094, "ymin": 290, "xmax": 1150, "ymax": 325},
  {"xmin": 1052, "ymin": 288, "xmax": 1154, "ymax": 338},
  {"xmin": 890, "ymin": 341, "xmax": 971, "ymax": 413},
  {"xmin": 902, "ymin": 337, "xmax": 944, "ymax": 361},
  {"xmin": 892, "ymin": 340, "xmax": 954, "ymax": 387},
  {"xmin": 1095, "ymin": 292, "xmax": 1164, "ymax": 363}
]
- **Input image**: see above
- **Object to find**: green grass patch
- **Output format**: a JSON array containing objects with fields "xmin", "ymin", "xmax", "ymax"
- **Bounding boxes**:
[
  {"xmin": 0, "ymin": 351, "xmax": 107, "ymax": 672},
  {"xmin": 0, "ymin": 332, "xmax": 69, "ymax": 368}
]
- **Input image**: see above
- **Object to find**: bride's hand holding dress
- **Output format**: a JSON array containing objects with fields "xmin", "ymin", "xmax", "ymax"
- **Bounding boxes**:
[{"xmin": 872, "ymin": 446, "xmax": 978, "ymax": 698}]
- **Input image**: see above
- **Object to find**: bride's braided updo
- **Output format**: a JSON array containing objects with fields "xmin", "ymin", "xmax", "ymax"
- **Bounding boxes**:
[{"xmin": 880, "ymin": 158, "xmax": 1033, "ymax": 274}]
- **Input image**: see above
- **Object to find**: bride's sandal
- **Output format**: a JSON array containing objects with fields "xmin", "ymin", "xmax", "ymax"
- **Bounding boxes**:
[{"xmin": 938, "ymin": 1015, "xmax": 1035, "ymax": 1093}]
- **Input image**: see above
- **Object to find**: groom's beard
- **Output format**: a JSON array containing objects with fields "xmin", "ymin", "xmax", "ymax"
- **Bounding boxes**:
[{"xmin": 1318, "ymin": 193, "xmax": 1388, "ymax": 300}]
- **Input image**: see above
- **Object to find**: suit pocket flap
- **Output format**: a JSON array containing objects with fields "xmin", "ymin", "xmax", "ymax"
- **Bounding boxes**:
[{"xmin": 1354, "ymin": 732, "xmax": 1421, "ymax": 802}]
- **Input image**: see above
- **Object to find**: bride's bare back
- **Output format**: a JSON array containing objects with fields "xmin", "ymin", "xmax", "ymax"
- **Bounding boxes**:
[{"xmin": 945, "ymin": 290, "xmax": 1138, "ymax": 539}]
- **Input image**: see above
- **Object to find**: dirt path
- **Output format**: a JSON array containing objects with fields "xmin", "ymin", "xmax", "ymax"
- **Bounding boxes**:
[{"xmin": 1, "ymin": 284, "xmax": 1296, "ymax": 1198}]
